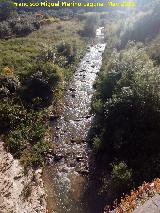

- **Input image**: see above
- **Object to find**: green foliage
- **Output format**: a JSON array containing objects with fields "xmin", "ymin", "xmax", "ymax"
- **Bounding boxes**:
[
  {"xmin": 102, "ymin": 162, "xmax": 132, "ymax": 199},
  {"xmin": 37, "ymin": 42, "xmax": 78, "ymax": 82},
  {"xmin": 0, "ymin": 99, "xmax": 27, "ymax": 133},
  {"xmin": 56, "ymin": 42, "xmax": 77, "ymax": 66},
  {"xmin": 0, "ymin": 21, "xmax": 12, "ymax": 38},
  {"xmin": 3, "ymin": 108, "xmax": 50, "ymax": 166},
  {"xmin": 0, "ymin": 16, "xmax": 87, "ymax": 169},
  {"xmin": 37, "ymin": 42, "xmax": 77, "ymax": 66},
  {"xmin": 91, "ymin": 42, "xmax": 160, "ymax": 201},
  {"xmin": 0, "ymin": 1, "xmax": 15, "ymax": 21},
  {"xmin": 13, "ymin": 22, "xmax": 34, "ymax": 36},
  {"xmin": 92, "ymin": 136, "xmax": 102, "ymax": 153},
  {"xmin": 37, "ymin": 48, "xmax": 56, "ymax": 63},
  {"xmin": 21, "ymin": 140, "xmax": 51, "ymax": 167},
  {"xmin": 0, "ymin": 17, "xmax": 86, "ymax": 75},
  {"xmin": 91, "ymin": 98, "xmax": 103, "ymax": 114},
  {"xmin": 111, "ymin": 162, "xmax": 132, "ymax": 184},
  {"xmin": 0, "ymin": 12, "xmax": 41, "ymax": 39},
  {"xmin": 5, "ymin": 128, "xmax": 27, "ymax": 158},
  {"xmin": 0, "ymin": 72, "xmax": 51, "ymax": 167},
  {"xmin": 92, "ymin": 42, "xmax": 150, "ymax": 109},
  {"xmin": 20, "ymin": 63, "xmax": 62, "ymax": 108}
]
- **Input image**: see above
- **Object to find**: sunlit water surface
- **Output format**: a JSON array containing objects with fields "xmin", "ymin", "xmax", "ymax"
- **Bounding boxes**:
[{"xmin": 44, "ymin": 27, "xmax": 106, "ymax": 213}]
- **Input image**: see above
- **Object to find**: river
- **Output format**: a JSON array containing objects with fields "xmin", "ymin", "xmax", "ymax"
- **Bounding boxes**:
[{"xmin": 43, "ymin": 27, "xmax": 106, "ymax": 213}]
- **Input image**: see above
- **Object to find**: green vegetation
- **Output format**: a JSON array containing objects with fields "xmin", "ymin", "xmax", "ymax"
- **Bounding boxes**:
[
  {"xmin": 119, "ymin": 1, "xmax": 160, "ymax": 48},
  {"xmin": 102, "ymin": 162, "xmax": 132, "ymax": 199},
  {"xmin": 0, "ymin": 10, "xmax": 95, "ymax": 167},
  {"xmin": 0, "ymin": 0, "xmax": 15, "ymax": 21},
  {"xmin": 90, "ymin": 1, "xmax": 160, "ymax": 206},
  {"xmin": 0, "ymin": 72, "xmax": 53, "ymax": 167},
  {"xmin": 0, "ymin": 18, "xmax": 87, "ymax": 74},
  {"xmin": 20, "ymin": 63, "xmax": 62, "ymax": 108},
  {"xmin": 0, "ymin": 4, "xmax": 40, "ymax": 39}
]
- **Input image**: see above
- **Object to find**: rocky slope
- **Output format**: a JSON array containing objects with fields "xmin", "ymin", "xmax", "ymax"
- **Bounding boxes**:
[
  {"xmin": 106, "ymin": 179, "xmax": 160, "ymax": 213},
  {"xmin": 0, "ymin": 141, "xmax": 47, "ymax": 213},
  {"xmin": 132, "ymin": 195, "xmax": 160, "ymax": 213}
]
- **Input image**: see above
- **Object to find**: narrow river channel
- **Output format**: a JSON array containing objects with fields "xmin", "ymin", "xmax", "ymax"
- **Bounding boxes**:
[{"xmin": 44, "ymin": 27, "xmax": 106, "ymax": 213}]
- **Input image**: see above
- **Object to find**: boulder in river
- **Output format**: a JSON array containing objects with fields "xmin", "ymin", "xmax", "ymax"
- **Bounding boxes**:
[
  {"xmin": 85, "ymin": 115, "xmax": 91, "ymax": 119},
  {"xmin": 76, "ymin": 167, "xmax": 89, "ymax": 175},
  {"xmin": 69, "ymin": 88, "xmax": 76, "ymax": 92},
  {"xmin": 76, "ymin": 154, "xmax": 84, "ymax": 162},
  {"xmin": 79, "ymin": 169, "xmax": 89, "ymax": 176},
  {"xmin": 75, "ymin": 162, "xmax": 89, "ymax": 175},
  {"xmin": 54, "ymin": 153, "xmax": 64, "ymax": 162}
]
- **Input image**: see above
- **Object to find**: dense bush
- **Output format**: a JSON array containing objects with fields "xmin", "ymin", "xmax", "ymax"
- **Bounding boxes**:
[
  {"xmin": 0, "ymin": 99, "xmax": 27, "ymax": 133},
  {"xmin": 0, "ymin": 74, "xmax": 24, "ymax": 133},
  {"xmin": 56, "ymin": 42, "xmax": 77, "ymax": 66},
  {"xmin": 91, "ymin": 43, "xmax": 160, "ymax": 200},
  {"xmin": 101, "ymin": 162, "xmax": 132, "ymax": 200},
  {"xmin": 0, "ymin": 12, "xmax": 87, "ymax": 169},
  {"xmin": 37, "ymin": 48, "xmax": 56, "ymax": 63},
  {"xmin": 13, "ymin": 22, "xmax": 34, "ymax": 36},
  {"xmin": 5, "ymin": 128, "xmax": 27, "ymax": 158},
  {"xmin": 4, "ymin": 109, "xmax": 50, "ymax": 167},
  {"xmin": 0, "ymin": 1, "xmax": 15, "ymax": 21},
  {"xmin": 0, "ymin": 69, "xmax": 53, "ymax": 167},
  {"xmin": 0, "ymin": 74, "xmax": 20, "ymax": 98},
  {"xmin": 0, "ymin": 12, "xmax": 41, "ymax": 39},
  {"xmin": 92, "ymin": 43, "xmax": 148, "ymax": 106},
  {"xmin": 20, "ymin": 63, "xmax": 62, "ymax": 108},
  {"xmin": 20, "ymin": 140, "xmax": 51, "ymax": 167},
  {"xmin": 0, "ymin": 21, "xmax": 12, "ymax": 38},
  {"xmin": 37, "ymin": 43, "xmax": 77, "ymax": 82}
]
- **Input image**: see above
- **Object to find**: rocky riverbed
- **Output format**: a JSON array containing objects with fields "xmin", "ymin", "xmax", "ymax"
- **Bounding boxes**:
[{"xmin": 43, "ymin": 27, "xmax": 106, "ymax": 213}]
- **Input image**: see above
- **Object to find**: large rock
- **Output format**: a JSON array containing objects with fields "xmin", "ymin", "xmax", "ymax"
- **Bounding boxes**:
[
  {"xmin": 0, "ymin": 141, "xmax": 47, "ymax": 213},
  {"xmin": 132, "ymin": 195, "xmax": 160, "ymax": 213}
]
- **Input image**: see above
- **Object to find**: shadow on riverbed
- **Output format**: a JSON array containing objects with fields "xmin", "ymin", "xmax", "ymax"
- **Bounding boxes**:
[{"xmin": 80, "ymin": 116, "xmax": 111, "ymax": 213}]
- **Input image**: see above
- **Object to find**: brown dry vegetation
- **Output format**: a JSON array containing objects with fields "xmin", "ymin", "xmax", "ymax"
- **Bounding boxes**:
[{"xmin": 105, "ymin": 178, "xmax": 160, "ymax": 213}]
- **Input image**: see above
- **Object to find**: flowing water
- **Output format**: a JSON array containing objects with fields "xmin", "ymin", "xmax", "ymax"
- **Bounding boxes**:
[{"xmin": 44, "ymin": 27, "xmax": 106, "ymax": 213}]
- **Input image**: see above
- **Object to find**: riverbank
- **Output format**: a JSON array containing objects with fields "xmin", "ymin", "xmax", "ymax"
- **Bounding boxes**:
[{"xmin": 0, "ymin": 12, "xmax": 98, "ymax": 213}]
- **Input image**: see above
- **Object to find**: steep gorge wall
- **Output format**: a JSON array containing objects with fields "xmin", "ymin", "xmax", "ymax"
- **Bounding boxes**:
[{"xmin": 0, "ymin": 141, "xmax": 47, "ymax": 213}]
